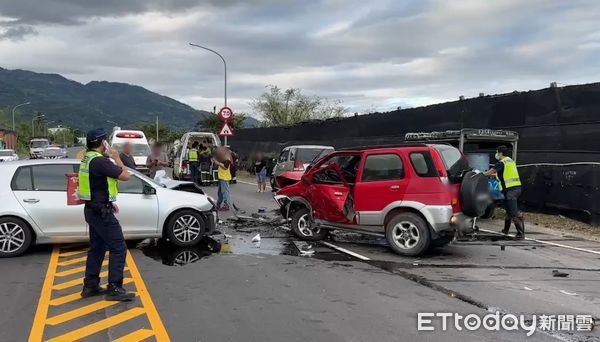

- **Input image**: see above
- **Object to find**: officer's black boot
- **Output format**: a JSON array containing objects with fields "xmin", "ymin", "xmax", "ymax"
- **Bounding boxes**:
[
  {"xmin": 501, "ymin": 217, "xmax": 511, "ymax": 235},
  {"xmin": 513, "ymin": 217, "xmax": 525, "ymax": 240},
  {"xmin": 105, "ymin": 284, "xmax": 135, "ymax": 302},
  {"xmin": 81, "ymin": 285, "xmax": 107, "ymax": 298}
]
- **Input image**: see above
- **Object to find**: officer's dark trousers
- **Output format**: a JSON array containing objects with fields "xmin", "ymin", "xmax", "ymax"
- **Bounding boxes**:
[
  {"xmin": 189, "ymin": 162, "xmax": 199, "ymax": 183},
  {"xmin": 503, "ymin": 187, "xmax": 522, "ymax": 218},
  {"xmin": 83, "ymin": 205, "xmax": 127, "ymax": 287}
]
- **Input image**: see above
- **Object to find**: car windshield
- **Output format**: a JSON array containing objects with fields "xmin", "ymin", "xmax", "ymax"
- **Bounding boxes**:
[
  {"xmin": 295, "ymin": 148, "xmax": 333, "ymax": 164},
  {"xmin": 30, "ymin": 141, "xmax": 49, "ymax": 148},
  {"xmin": 112, "ymin": 143, "xmax": 150, "ymax": 156},
  {"xmin": 435, "ymin": 146, "xmax": 471, "ymax": 181},
  {"xmin": 0, "ymin": 150, "xmax": 14, "ymax": 156}
]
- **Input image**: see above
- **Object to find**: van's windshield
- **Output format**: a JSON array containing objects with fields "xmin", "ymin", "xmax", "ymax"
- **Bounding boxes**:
[{"xmin": 112, "ymin": 143, "xmax": 150, "ymax": 156}]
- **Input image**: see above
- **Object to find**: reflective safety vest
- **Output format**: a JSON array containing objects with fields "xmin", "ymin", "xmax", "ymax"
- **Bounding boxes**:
[
  {"xmin": 499, "ymin": 157, "xmax": 521, "ymax": 190},
  {"xmin": 78, "ymin": 151, "xmax": 119, "ymax": 202},
  {"xmin": 188, "ymin": 149, "xmax": 199, "ymax": 162}
]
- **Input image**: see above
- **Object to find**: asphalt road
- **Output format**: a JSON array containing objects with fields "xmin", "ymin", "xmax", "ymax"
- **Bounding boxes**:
[{"xmin": 2, "ymin": 177, "xmax": 600, "ymax": 341}]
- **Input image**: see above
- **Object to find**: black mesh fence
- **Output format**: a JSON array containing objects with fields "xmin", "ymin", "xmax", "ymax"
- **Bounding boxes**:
[{"xmin": 231, "ymin": 83, "xmax": 600, "ymax": 223}]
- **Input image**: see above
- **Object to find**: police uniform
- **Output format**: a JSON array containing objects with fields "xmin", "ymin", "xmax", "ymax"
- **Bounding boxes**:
[
  {"xmin": 188, "ymin": 147, "xmax": 199, "ymax": 183},
  {"xmin": 496, "ymin": 156, "xmax": 525, "ymax": 238},
  {"xmin": 78, "ymin": 129, "xmax": 133, "ymax": 300}
]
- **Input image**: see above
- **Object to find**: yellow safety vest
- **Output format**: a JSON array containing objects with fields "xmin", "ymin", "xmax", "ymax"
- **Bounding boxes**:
[
  {"xmin": 188, "ymin": 149, "xmax": 198, "ymax": 162},
  {"xmin": 78, "ymin": 151, "xmax": 119, "ymax": 202},
  {"xmin": 499, "ymin": 157, "xmax": 521, "ymax": 190}
]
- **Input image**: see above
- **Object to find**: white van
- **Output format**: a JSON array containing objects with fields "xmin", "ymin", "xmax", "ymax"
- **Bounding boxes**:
[
  {"xmin": 173, "ymin": 132, "xmax": 221, "ymax": 180},
  {"xmin": 29, "ymin": 138, "xmax": 50, "ymax": 159},
  {"xmin": 108, "ymin": 129, "xmax": 151, "ymax": 174}
]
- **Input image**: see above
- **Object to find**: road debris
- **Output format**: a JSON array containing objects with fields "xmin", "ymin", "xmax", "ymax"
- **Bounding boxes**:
[{"xmin": 552, "ymin": 270, "xmax": 569, "ymax": 277}]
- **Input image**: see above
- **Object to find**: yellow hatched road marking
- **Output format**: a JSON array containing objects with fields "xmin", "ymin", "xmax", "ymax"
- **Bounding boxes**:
[
  {"xmin": 46, "ymin": 299, "xmax": 123, "ymax": 326},
  {"xmin": 49, "ymin": 278, "xmax": 134, "ymax": 307},
  {"xmin": 46, "ymin": 307, "xmax": 146, "ymax": 342},
  {"xmin": 29, "ymin": 246, "xmax": 59, "ymax": 342},
  {"xmin": 52, "ymin": 268, "xmax": 129, "ymax": 290},
  {"xmin": 29, "ymin": 247, "xmax": 170, "ymax": 341},
  {"xmin": 54, "ymin": 261, "xmax": 108, "ymax": 277},
  {"xmin": 56, "ymin": 256, "xmax": 88, "ymax": 266},
  {"xmin": 113, "ymin": 328, "xmax": 155, "ymax": 342},
  {"xmin": 126, "ymin": 252, "xmax": 170, "ymax": 341},
  {"xmin": 58, "ymin": 249, "xmax": 88, "ymax": 258}
]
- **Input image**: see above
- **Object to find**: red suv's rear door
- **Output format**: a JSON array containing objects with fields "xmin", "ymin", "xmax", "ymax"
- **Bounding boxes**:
[{"xmin": 353, "ymin": 151, "xmax": 406, "ymax": 225}]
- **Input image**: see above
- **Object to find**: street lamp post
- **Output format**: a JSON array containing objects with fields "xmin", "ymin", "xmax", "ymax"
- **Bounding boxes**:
[
  {"xmin": 156, "ymin": 114, "xmax": 159, "ymax": 142},
  {"xmin": 189, "ymin": 42, "xmax": 228, "ymax": 146},
  {"xmin": 12, "ymin": 101, "xmax": 31, "ymax": 131}
]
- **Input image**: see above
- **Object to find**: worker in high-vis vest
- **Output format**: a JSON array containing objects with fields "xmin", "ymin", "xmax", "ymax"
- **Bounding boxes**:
[
  {"xmin": 188, "ymin": 141, "xmax": 200, "ymax": 184},
  {"xmin": 78, "ymin": 128, "xmax": 134, "ymax": 302},
  {"xmin": 485, "ymin": 145, "xmax": 524, "ymax": 239}
]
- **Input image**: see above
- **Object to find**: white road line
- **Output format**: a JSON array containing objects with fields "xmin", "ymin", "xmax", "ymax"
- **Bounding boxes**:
[
  {"xmin": 479, "ymin": 228, "xmax": 600, "ymax": 256},
  {"xmin": 320, "ymin": 241, "xmax": 371, "ymax": 261},
  {"xmin": 236, "ymin": 180, "xmax": 272, "ymax": 189}
]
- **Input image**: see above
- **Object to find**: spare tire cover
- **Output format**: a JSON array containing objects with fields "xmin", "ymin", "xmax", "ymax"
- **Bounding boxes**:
[{"xmin": 460, "ymin": 171, "xmax": 491, "ymax": 217}]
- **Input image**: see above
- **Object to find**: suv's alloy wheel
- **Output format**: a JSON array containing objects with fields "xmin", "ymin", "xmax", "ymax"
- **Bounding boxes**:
[
  {"xmin": 291, "ymin": 208, "xmax": 327, "ymax": 241},
  {"xmin": 385, "ymin": 212, "xmax": 430, "ymax": 256}
]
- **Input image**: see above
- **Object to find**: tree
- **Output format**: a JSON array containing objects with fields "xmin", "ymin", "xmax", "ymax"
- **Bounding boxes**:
[
  {"xmin": 251, "ymin": 85, "xmax": 346, "ymax": 127},
  {"xmin": 195, "ymin": 113, "xmax": 248, "ymax": 133},
  {"xmin": 137, "ymin": 123, "xmax": 184, "ymax": 145}
]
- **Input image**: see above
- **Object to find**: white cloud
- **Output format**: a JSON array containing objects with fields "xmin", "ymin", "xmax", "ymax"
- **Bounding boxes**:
[{"xmin": 0, "ymin": 0, "xmax": 599, "ymax": 119}]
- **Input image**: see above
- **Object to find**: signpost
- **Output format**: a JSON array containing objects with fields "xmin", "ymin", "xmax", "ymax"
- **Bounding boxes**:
[{"xmin": 217, "ymin": 106, "xmax": 234, "ymax": 145}]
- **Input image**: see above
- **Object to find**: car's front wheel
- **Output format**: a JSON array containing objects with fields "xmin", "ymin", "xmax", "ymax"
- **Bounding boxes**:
[
  {"xmin": 165, "ymin": 210, "xmax": 206, "ymax": 247},
  {"xmin": 0, "ymin": 217, "xmax": 33, "ymax": 258},
  {"xmin": 385, "ymin": 212, "xmax": 430, "ymax": 256},
  {"xmin": 291, "ymin": 207, "xmax": 327, "ymax": 241}
]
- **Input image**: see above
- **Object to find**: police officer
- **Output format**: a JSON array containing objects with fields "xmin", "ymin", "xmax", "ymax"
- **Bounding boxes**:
[
  {"xmin": 485, "ymin": 145, "xmax": 525, "ymax": 239},
  {"xmin": 188, "ymin": 141, "xmax": 199, "ymax": 184},
  {"xmin": 79, "ymin": 129, "xmax": 135, "ymax": 301}
]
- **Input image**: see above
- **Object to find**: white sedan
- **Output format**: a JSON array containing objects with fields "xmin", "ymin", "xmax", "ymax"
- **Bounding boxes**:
[
  {"xmin": 0, "ymin": 149, "xmax": 19, "ymax": 162},
  {"xmin": 0, "ymin": 159, "xmax": 216, "ymax": 257}
]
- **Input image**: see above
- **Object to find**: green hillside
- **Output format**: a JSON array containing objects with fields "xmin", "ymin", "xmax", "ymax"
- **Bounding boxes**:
[{"xmin": 0, "ymin": 67, "xmax": 215, "ymax": 130}]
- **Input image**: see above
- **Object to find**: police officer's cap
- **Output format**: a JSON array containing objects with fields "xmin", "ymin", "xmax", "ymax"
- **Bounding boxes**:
[{"xmin": 86, "ymin": 128, "xmax": 108, "ymax": 144}]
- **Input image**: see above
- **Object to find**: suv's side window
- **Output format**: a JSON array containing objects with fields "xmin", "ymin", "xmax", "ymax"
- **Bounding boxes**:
[
  {"xmin": 361, "ymin": 154, "xmax": 404, "ymax": 182},
  {"xmin": 31, "ymin": 164, "xmax": 77, "ymax": 191},
  {"xmin": 118, "ymin": 175, "xmax": 145, "ymax": 194},
  {"xmin": 409, "ymin": 152, "xmax": 438, "ymax": 177}
]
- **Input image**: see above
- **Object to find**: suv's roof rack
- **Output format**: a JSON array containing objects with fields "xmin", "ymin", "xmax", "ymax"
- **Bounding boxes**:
[
  {"xmin": 339, "ymin": 143, "xmax": 428, "ymax": 151},
  {"xmin": 404, "ymin": 128, "xmax": 518, "ymax": 142}
]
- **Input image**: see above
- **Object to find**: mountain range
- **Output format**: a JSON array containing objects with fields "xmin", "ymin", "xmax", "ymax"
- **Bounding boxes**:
[{"xmin": 0, "ymin": 67, "xmax": 258, "ymax": 130}]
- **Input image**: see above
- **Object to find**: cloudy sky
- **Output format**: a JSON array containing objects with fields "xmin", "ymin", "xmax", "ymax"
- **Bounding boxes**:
[{"xmin": 1, "ymin": 0, "xmax": 599, "ymax": 117}]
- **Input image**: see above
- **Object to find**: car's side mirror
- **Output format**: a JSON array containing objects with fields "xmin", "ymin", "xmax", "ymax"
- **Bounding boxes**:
[
  {"xmin": 143, "ymin": 184, "xmax": 156, "ymax": 195},
  {"xmin": 305, "ymin": 164, "xmax": 313, "ymax": 173}
]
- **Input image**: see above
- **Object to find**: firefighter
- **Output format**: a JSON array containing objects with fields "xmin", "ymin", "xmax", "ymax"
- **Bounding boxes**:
[
  {"xmin": 485, "ymin": 145, "xmax": 524, "ymax": 239},
  {"xmin": 78, "ymin": 128, "xmax": 135, "ymax": 301}
]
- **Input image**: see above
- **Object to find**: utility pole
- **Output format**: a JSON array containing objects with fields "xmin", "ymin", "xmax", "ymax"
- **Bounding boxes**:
[{"xmin": 156, "ymin": 114, "xmax": 159, "ymax": 142}]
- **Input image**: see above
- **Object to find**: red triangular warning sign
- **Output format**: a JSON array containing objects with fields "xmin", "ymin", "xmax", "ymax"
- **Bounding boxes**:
[{"xmin": 219, "ymin": 122, "xmax": 234, "ymax": 136}]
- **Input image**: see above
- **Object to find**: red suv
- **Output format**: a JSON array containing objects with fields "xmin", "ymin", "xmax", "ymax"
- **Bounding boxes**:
[{"xmin": 274, "ymin": 144, "xmax": 488, "ymax": 256}]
